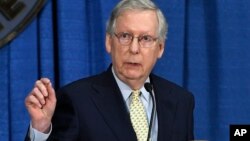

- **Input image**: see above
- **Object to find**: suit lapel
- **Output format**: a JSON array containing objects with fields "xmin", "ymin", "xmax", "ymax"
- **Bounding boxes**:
[
  {"xmin": 151, "ymin": 74, "xmax": 178, "ymax": 141},
  {"xmin": 88, "ymin": 68, "xmax": 178, "ymax": 141},
  {"xmin": 89, "ymin": 68, "xmax": 137, "ymax": 141}
]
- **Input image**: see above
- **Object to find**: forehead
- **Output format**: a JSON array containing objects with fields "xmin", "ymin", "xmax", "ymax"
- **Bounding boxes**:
[{"xmin": 115, "ymin": 10, "xmax": 158, "ymax": 34}]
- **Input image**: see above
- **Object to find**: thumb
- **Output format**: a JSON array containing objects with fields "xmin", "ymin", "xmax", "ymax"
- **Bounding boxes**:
[{"xmin": 46, "ymin": 82, "xmax": 56, "ymax": 103}]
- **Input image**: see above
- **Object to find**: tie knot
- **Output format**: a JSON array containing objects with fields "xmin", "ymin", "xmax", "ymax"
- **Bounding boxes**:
[{"xmin": 132, "ymin": 90, "xmax": 141, "ymax": 97}]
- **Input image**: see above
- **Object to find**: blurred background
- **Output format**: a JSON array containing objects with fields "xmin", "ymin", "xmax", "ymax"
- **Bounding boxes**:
[{"xmin": 0, "ymin": 0, "xmax": 250, "ymax": 140}]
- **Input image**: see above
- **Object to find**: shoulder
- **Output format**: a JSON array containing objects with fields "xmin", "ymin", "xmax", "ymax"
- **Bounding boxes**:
[
  {"xmin": 150, "ymin": 73, "xmax": 194, "ymax": 101},
  {"xmin": 58, "ymin": 71, "xmax": 107, "ymax": 93}
]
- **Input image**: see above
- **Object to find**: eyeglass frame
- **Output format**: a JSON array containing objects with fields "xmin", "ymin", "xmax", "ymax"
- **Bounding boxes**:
[{"xmin": 113, "ymin": 32, "xmax": 159, "ymax": 48}]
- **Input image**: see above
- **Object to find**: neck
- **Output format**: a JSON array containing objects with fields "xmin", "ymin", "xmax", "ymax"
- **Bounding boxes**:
[
  {"xmin": 122, "ymin": 78, "xmax": 146, "ymax": 90},
  {"xmin": 112, "ymin": 68, "xmax": 149, "ymax": 90}
]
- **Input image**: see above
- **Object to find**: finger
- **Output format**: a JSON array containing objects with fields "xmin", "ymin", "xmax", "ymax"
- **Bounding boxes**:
[
  {"xmin": 32, "ymin": 87, "xmax": 46, "ymax": 105},
  {"xmin": 40, "ymin": 78, "xmax": 51, "ymax": 85},
  {"xmin": 35, "ymin": 80, "xmax": 48, "ymax": 97},
  {"xmin": 46, "ymin": 82, "xmax": 56, "ymax": 102},
  {"xmin": 25, "ymin": 94, "xmax": 42, "ymax": 109}
]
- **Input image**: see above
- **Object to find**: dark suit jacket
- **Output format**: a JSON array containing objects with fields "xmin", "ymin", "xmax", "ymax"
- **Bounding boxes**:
[{"xmin": 25, "ymin": 66, "xmax": 194, "ymax": 141}]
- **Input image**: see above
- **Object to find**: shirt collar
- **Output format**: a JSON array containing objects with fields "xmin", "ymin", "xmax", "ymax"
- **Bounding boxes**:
[{"xmin": 112, "ymin": 67, "xmax": 150, "ymax": 102}]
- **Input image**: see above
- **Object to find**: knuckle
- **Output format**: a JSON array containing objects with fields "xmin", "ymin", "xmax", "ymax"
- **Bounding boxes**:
[
  {"xmin": 35, "ymin": 80, "xmax": 41, "ymax": 86},
  {"xmin": 26, "ymin": 95, "xmax": 35, "ymax": 104},
  {"xmin": 33, "ymin": 87, "xmax": 39, "ymax": 93},
  {"xmin": 25, "ymin": 96, "xmax": 30, "ymax": 103}
]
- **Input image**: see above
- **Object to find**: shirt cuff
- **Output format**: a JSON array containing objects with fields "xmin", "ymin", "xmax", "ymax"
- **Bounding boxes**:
[{"xmin": 29, "ymin": 122, "xmax": 52, "ymax": 141}]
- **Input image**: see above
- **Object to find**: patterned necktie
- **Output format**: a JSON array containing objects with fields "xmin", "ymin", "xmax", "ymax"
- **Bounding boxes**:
[{"xmin": 130, "ymin": 90, "xmax": 149, "ymax": 141}]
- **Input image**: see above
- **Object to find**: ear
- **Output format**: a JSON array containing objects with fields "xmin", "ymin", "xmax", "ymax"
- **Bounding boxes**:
[
  {"xmin": 157, "ymin": 41, "xmax": 165, "ymax": 58},
  {"xmin": 105, "ymin": 34, "xmax": 112, "ymax": 53}
]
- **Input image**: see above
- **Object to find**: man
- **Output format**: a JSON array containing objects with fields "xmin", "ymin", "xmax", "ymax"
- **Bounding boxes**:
[{"xmin": 25, "ymin": 0, "xmax": 194, "ymax": 141}]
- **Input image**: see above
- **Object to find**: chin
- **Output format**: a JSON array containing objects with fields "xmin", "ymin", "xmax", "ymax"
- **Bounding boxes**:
[{"xmin": 123, "ymin": 73, "xmax": 142, "ymax": 80}]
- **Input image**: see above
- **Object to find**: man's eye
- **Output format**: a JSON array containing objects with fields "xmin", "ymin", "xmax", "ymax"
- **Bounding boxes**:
[
  {"xmin": 142, "ymin": 35, "xmax": 153, "ymax": 41},
  {"xmin": 120, "ymin": 33, "xmax": 131, "ymax": 39}
]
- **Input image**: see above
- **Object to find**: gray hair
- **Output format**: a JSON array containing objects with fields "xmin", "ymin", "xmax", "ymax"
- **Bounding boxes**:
[{"xmin": 106, "ymin": 0, "xmax": 168, "ymax": 41}]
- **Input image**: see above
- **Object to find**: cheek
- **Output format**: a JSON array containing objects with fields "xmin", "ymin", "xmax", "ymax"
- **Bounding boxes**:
[
  {"xmin": 145, "ymin": 49, "xmax": 160, "ymax": 59},
  {"xmin": 142, "ymin": 50, "xmax": 160, "ymax": 67},
  {"xmin": 111, "ymin": 46, "xmax": 125, "ymax": 64},
  {"xmin": 111, "ymin": 46, "xmax": 121, "ymax": 57}
]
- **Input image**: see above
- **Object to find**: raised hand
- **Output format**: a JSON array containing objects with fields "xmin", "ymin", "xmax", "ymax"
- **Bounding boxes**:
[{"xmin": 25, "ymin": 78, "xmax": 57, "ymax": 133}]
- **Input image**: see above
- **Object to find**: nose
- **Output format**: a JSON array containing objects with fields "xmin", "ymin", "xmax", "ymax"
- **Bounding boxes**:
[{"xmin": 129, "ymin": 37, "xmax": 140, "ymax": 54}]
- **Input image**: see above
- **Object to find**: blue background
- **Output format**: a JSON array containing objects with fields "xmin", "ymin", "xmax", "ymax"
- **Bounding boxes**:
[{"xmin": 0, "ymin": 0, "xmax": 250, "ymax": 140}]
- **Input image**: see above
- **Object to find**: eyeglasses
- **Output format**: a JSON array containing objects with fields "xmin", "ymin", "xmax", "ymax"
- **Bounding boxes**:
[{"xmin": 113, "ymin": 32, "xmax": 158, "ymax": 48}]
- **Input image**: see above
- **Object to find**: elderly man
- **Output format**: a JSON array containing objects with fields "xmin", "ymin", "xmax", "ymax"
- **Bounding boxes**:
[{"xmin": 25, "ymin": 0, "xmax": 194, "ymax": 141}]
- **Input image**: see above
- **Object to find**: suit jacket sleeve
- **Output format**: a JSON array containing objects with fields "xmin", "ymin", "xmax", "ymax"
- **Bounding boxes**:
[{"xmin": 47, "ymin": 89, "xmax": 80, "ymax": 141}]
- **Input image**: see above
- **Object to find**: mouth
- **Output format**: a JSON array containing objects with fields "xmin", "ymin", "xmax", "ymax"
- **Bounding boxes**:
[{"xmin": 125, "ymin": 62, "xmax": 141, "ymax": 67}]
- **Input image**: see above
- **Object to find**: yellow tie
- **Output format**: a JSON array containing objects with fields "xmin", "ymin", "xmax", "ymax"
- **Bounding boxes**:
[{"xmin": 130, "ymin": 90, "xmax": 149, "ymax": 141}]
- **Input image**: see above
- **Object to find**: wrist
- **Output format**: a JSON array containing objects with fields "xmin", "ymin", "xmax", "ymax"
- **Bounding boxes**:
[{"xmin": 31, "ymin": 120, "xmax": 51, "ymax": 133}]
